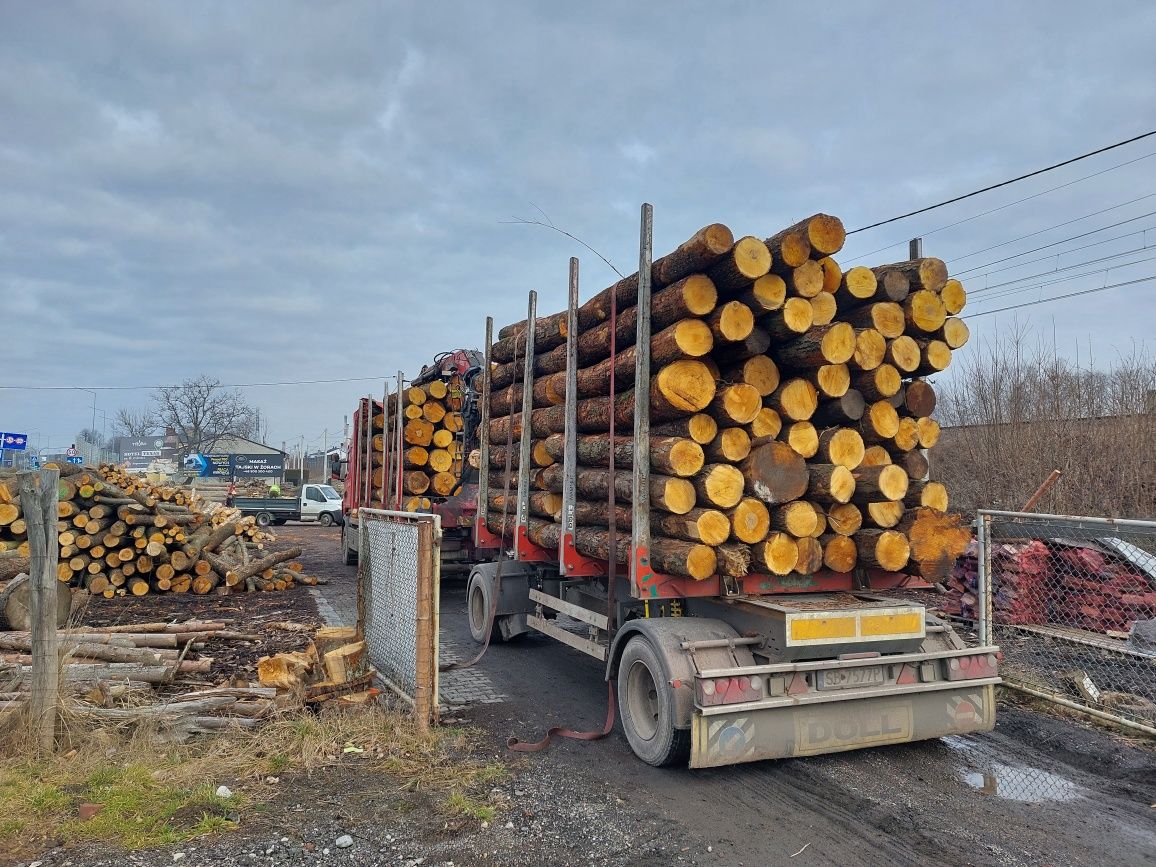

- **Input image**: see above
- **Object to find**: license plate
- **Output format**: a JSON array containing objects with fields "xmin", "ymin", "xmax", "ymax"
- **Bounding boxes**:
[{"xmin": 818, "ymin": 665, "xmax": 885, "ymax": 690}]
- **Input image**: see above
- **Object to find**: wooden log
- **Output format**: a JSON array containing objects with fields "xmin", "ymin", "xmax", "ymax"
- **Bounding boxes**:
[
  {"xmin": 901, "ymin": 380, "xmax": 937, "ymax": 418},
  {"xmin": 540, "ymin": 465, "xmax": 696, "ymax": 515},
  {"xmin": 737, "ymin": 274, "xmax": 786, "ymax": 314},
  {"xmin": 834, "ymin": 266, "xmax": 878, "ymax": 309},
  {"xmin": 850, "ymin": 328, "xmax": 886, "ymax": 372},
  {"xmin": 851, "ymin": 464, "xmax": 909, "ymax": 501},
  {"xmin": 775, "ymin": 322, "xmax": 855, "ymax": 368},
  {"xmin": 692, "ymin": 464, "xmax": 747, "ymax": 509},
  {"xmin": 752, "ymin": 532, "xmax": 799, "ymax": 576},
  {"xmin": 897, "ymin": 449, "xmax": 929, "ymax": 481},
  {"xmin": 885, "ymin": 336, "xmax": 921, "ymax": 374},
  {"xmin": 403, "ymin": 418, "xmax": 435, "ymax": 447},
  {"xmin": 785, "ymin": 422, "xmax": 818, "ymax": 458},
  {"xmin": 842, "ymin": 302, "xmax": 905, "ymax": 339},
  {"xmin": 0, "ymin": 574, "xmax": 72, "ymax": 630},
  {"xmin": 761, "ymin": 297, "xmax": 813, "ymax": 341},
  {"xmin": 905, "ymin": 290, "xmax": 947, "ymax": 333},
  {"xmin": 826, "ymin": 503, "xmax": 863, "ymax": 536},
  {"xmin": 893, "ymin": 418, "xmax": 920, "ymax": 452},
  {"xmin": 808, "ymin": 291, "xmax": 837, "ymax": 326},
  {"xmin": 764, "ymin": 226, "xmax": 811, "ymax": 269},
  {"xmin": 904, "ymin": 480, "xmax": 948, "ymax": 512},
  {"xmin": 708, "ymin": 236, "xmax": 772, "ymax": 292},
  {"xmin": 914, "ymin": 339, "xmax": 952, "ymax": 375},
  {"xmin": 805, "ymin": 502, "xmax": 827, "ymax": 538},
  {"xmin": 794, "ymin": 536, "xmax": 824, "ymax": 575},
  {"xmin": 941, "ymin": 317, "xmax": 970, "ymax": 349},
  {"xmin": 489, "ymin": 491, "xmax": 562, "ymax": 522},
  {"xmin": 711, "ymin": 328, "xmax": 770, "ymax": 367},
  {"xmin": 855, "ymin": 364, "xmax": 902, "ymax": 401},
  {"xmin": 864, "ymin": 501, "xmax": 906, "ymax": 529},
  {"xmin": 861, "ymin": 401, "xmax": 901, "ymax": 441},
  {"xmin": 714, "ymin": 542, "xmax": 753, "ymax": 578},
  {"xmin": 706, "ymin": 300, "xmax": 755, "ymax": 343},
  {"xmin": 576, "ymin": 259, "xmax": 723, "ymax": 339},
  {"xmin": 748, "ymin": 407, "xmax": 782, "ymax": 439},
  {"xmin": 704, "ymin": 428, "xmax": 752, "ymax": 463},
  {"xmin": 876, "ymin": 257, "xmax": 947, "ymax": 293},
  {"xmin": 812, "ymin": 390, "xmax": 865, "ymax": 426},
  {"xmin": 766, "ymin": 378, "xmax": 818, "ymax": 422},
  {"xmin": 541, "ymin": 433, "xmax": 705, "ymax": 478},
  {"xmin": 869, "ymin": 266, "xmax": 912, "ymax": 303},
  {"xmin": 821, "ymin": 534, "xmax": 858, "ymax": 572},
  {"xmin": 651, "ymin": 414, "xmax": 718, "ymax": 445},
  {"xmin": 817, "ymin": 428, "xmax": 865, "ymax": 469},
  {"xmin": 783, "ymin": 260, "xmax": 824, "ymax": 298},
  {"xmin": 770, "ymin": 501, "xmax": 818, "ymax": 537},
  {"xmin": 856, "ymin": 529, "xmax": 910, "ymax": 571},
  {"xmin": 916, "ymin": 417, "xmax": 941, "ymax": 448},
  {"xmin": 740, "ymin": 441, "xmax": 808, "ymax": 505},
  {"xmin": 723, "ymin": 355, "xmax": 779, "ymax": 398},
  {"xmin": 784, "ymin": 214, "xmax": 845, "ymax": 257},
  {"xmin": 491, "ymin": 311, "xmax": 568, "ymax": 364},
  {"xmin": 898, "ymin": 508, "xmax": 970, "ymax": 581},
  {"xmin": 525, "ymin": 519, "xmax": 716, "ymax": 580},
  {"xmin": 729, "ymin": 498, "xmax": 770, "ymax": 544},
  {"xmin": 709, "ymin": 383, "xmax": 763, "ymax": 425},
  {"xmin": 940, "ymin": 278, "xmax": 966, "ymax": 315},
  {"xmin": 806, "ymin": 464, "xmax": 856, "ymax": 505},
  {"xmin": 654, "ymin": 508, "xmax": 732, "ymax": 546}
]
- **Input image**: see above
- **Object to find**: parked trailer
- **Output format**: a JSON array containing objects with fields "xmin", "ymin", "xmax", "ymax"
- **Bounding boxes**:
[{"xmin": 466, "ymin": 205, "xmax": 999, "ymax": 768}]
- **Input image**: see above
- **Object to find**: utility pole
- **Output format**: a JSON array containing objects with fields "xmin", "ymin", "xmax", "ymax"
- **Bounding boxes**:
[
  {"xmin": 909, "ymin": 237, "xmax": 923, "ymax": 259},
  {"xmin": 322, "ymin": 428, "xmax": 329, "ymax": 480}
]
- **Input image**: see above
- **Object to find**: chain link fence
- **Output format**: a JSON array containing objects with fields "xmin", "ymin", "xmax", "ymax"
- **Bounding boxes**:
[
  {"xmin": 357, "ymin": 509, "xmax": 441, "ymax": 729},
  {"xmin": 963, "ymin": 510, "xmax": 1156, "ymax": 735}
]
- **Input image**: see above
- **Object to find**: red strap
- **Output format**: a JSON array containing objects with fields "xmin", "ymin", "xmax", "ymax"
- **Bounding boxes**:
[{"xmin": 507, "ymin": 680, "xmax": 617, "ymax": 752}]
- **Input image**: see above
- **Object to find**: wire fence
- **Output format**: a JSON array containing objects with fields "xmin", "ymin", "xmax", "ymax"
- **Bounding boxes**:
[
  {"xmin": 963, "ymin": 510, "xmax": 1156, "ymax": 734},
  {"xmin": 357, "ymin": 508, "xmax": 440, "ymax": 730}
]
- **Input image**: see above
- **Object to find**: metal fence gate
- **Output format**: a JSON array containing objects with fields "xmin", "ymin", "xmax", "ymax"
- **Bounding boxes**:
[
  {"xmin": 975, "ymin": 509, "xmax": 1156, "ymax": 735},
  {"xmin": 357, "ymin": 509, "xmax": 441, "ymax": 728}
]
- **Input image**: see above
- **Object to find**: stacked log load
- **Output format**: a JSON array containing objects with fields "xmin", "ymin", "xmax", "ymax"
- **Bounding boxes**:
[
  {"xmin": 0, "ymin": 463, "xmax": 318, "ymax": 601},
  {"xmin": 361, "ymin": 375, "xmax": 469, "ymax": 511},
  {"xmin": 486, "ymin": 215, "xmax": 972, "ymax": 581}
]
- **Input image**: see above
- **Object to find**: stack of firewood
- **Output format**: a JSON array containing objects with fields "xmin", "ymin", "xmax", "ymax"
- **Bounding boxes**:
[
  {"xmin": 0, "ymin": 463, "xmax": 318, "ymax": 599},
  {"xmin": 258, "ymin": 626, "xmax": 377, "ymax": 704},
  {"xmin": 363, "ymin": 375, "xmax": 469, "ymax": 509},
  {"xmin": 486, "ymin": 215, "xmax": 971, "ymax": 581}
]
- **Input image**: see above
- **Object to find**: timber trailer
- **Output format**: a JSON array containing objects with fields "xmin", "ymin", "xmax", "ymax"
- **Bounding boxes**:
[
  {"xmin": 341, "ymin": 349, "xmax": 485, "ymax": 574},
  {"xmin": 466, "ymin": 204, "xmax": 1000, "ymax": 768}
]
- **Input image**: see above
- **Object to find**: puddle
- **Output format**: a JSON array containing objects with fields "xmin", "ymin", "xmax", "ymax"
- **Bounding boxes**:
[{"xmin": 943, "ymin": 736, "xmax": 1085, "ymax": 803}]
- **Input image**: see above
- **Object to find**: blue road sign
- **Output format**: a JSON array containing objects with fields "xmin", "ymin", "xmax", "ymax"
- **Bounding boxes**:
[
  {"xmin": 66, "ymin": 456, "xmax": 84, "ymax": 465},
  {"xmin": 0, "ymin": 432, "xmax": 28, "ymax": 451},
  {"xmin": 28, "ymin": 455, "xmax": 40, "ymax": 469}
]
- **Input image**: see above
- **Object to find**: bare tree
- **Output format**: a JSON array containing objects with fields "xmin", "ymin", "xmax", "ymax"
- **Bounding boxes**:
[
  {"xmin": 75, "ymin": 427, "xmax": 105, "ymax": 448},
  {"xmin": 112, "ymin": 406, "xmax": 158, "ymax": 438},
  {"xmin": 152, "ymin": 375, "xmax": 258, "ymax": 458},
  {"xmin": 934, "ymin": 325, "xmax": 1156, "ymax": 518}
]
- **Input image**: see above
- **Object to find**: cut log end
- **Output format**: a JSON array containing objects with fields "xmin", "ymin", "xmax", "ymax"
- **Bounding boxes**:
[
  {"xmin": 827, "ymin": 503, "xmax": 863, "ymax": 536},
  {"xmin": 754, "ymin": 532, "xmax": 799, "ymax": 576},
  {"xmin": 906, "ymin": 290, "xmax": 948, "ymax": 333},
  {"xmin": 730, "ymin": 498, "xmax": 771, "ymax": 544},
  {"xmin": 773, "ymin": 501, "xmax": 819, "ymax": 537},
  {"xmin": 695, "ymin": 464, "xmax": 746, "ymax": 509},
  {"xmin": 749, "ymin": 407, "xmax": 782, "ymax": 439},
  {"xmin": 769, "ymin": 378, "xmax": 819, "ymax": 422},
  {"xmin": 821, "ymin": 534, "xmax": 858, "ymax": 572},
  {"xmin": 940, "ymin": 278, "xmax": 967, "ymax": 315},
  {"xmin": 887, "ymin": 336, "xmax": 921, "ymax": 373},
  {"xmin": 710, "ymin": 301, "xmax": 756, "ymax": 343},
  {"xmin": 786, "ymin": 422, "xmax": 819, "ymax": 458},
  {"xmin": 809, "ymin": 291, "xmax": 837, "ymax": 326},
  {"xmin": 820, "ymin": 428, "xmax": 865, "ymax": 469},
  {"xmin": 658, "ymin": 478, "xmax": 698, "ymax": 515},
  {"xmin": 814, "ymin": 363, "xmax": 850, "ymax": 399},
  {"xmin": 942, "ymin": 317, "xmax": 970, "ymax": 349},
  {"xmin": 853, "ymin": 329, "xmax": 886, "ymax": 372},
  {"xmin": 656, "ymin": 360, "xmax": 717, "ymax": 413},
  {"xmin": 712, "ymin": 383, "xmax": 763, "ymax": 425}
]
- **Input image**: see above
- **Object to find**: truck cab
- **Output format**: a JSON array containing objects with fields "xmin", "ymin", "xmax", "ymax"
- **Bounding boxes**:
[{"xmin": 300, "ymin": 484, "xmax": 344, "ymax": 525}]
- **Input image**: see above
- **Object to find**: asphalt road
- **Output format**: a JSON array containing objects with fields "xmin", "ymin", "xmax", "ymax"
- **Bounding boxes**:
[{"xmin": 299, "ymin": 527, "xmax": 1156, "ymax": 867}]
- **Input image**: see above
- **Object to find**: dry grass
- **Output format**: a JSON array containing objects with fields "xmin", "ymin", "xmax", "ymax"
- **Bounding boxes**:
[{"xmin": 0, "ymin": 703, "xmax": 506, "ymax": 860}]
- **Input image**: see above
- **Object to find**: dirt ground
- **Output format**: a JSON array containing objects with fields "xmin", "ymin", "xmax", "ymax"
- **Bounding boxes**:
[{"xmin": 16, "ymin": 525, "xmax": 1156, "ymax": 867}]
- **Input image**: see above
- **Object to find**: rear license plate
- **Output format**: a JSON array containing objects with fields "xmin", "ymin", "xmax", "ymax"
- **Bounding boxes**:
[{"xmin": 818, "ymin": 666, "xmax": 885, "ymax": 690}]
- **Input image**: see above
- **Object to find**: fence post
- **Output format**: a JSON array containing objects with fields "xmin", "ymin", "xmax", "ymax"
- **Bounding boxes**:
[
  {"xmin": 19, "ymin": 468, "xmax": 60, "ymax": 754},
  {"xmin": 413, "ymin": 517, "xmax": 434, "ymax": 735},
  {"xmin": 975, "ymin": 512, "xmax": 991, "ymax": 646}
]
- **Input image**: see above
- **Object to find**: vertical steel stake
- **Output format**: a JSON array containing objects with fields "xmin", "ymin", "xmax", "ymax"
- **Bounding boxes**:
[{"xmin": 630, "ymin": 203, "xmax": 655, "ymax": 603}]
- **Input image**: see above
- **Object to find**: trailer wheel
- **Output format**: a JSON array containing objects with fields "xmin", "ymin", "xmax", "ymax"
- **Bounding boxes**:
[
  {"xmin": 618, "ymin": 635, "xmax": 690, "ymax": 767},
  {"xmin": 255, "ymin": 512, "xmax": 272, "ymax": 528},
  {"xmin": 318, "ymin": 512, "xmax": 335, "ymax": 527},
  {"xmin": 342, "ymin": 527, "xmax": 357, "ymax": 566},
  {"xmin": 467, "ymin": 570, "xmax": 500, "ymax": 643}
]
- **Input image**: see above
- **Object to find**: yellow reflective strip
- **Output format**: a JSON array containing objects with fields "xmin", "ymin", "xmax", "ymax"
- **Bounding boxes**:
[
  {"xmin": 860, "ymin": 612, "xmax": 923, "ymax": 637},
  {"xmin": 789, "ymin": 616, "xmax": 857, "ymax": 641}
]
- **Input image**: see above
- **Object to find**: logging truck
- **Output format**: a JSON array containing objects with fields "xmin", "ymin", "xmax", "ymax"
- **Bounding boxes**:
[
  {"xmin": 462, "ymin": 208, "xmax": 998, "ymax": 768},
  {"xmin": 341, "ymin": 349, "xmax": 484, "ymax": 572}
]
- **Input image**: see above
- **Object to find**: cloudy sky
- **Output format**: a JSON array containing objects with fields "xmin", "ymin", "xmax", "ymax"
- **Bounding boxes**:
[{"xmin": 2, "ymin": 1, "xmax": 1155, "ymax": 457}]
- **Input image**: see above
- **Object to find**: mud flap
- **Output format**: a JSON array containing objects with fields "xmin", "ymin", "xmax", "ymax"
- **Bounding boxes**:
[{"xmin": 689, "ymin": 684, "xmax": 995, "ymax": 768}]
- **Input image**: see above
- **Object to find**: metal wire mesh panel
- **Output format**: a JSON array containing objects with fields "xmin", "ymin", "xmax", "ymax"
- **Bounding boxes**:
[
  {"xmin": 974, "ymin": 510, "xmax": 1156, "ymax": 734},
  {"xmin": 357, "ymin": 509, "xmax": 440, "ymax": 724}
]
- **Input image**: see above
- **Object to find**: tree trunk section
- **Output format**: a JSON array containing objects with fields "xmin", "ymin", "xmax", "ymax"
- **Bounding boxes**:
[
  {"xmin": 812, "ymin": 390, "xmax": 865, "ymax": 426},
  {"xmin": 752, "ymin": 532, "xmax": 799, "ymax": 576},
  {"xmin": 817, "ymin": 428, "xmax": 865, "ymax": 469},
  {"xmin": 708, "ymin": 237, "xmax": 772, "ymax": 293},
  {"xmin": 851, "ymin": 329, "xmax": 886, "ymax": 372},
  {"xmin": 762, "ymin": 297, "xmax": 814, "ymax": 341},
  {"xmin": 874, "ymin": 257, "xmax": 948, "ymax": 293},
  {"xmin": 651, "ymin": 414, "xmax": 718, "ymax": 445},
  {"xmin": 834, "ymin": 266, "xmax": 878, "ymax": 308},
  {"xmin": 740, "ymin": 441, "xmax": 808, "ymax": 505},
  {"xmin": 737, "ymin": 275, "xmax": 786, "ymax": 314},
  {"xmin": 914, "ymin": 339, "xmax": 952, "ymax": 375},
  {"xmin": 843, "ymin": 302, "xmax": 905, "ymax": 338},
  {"xmin": 855, "ymin": 364, "xmax": 902, "ymax": 401},
  {"xmin": 723, "ymin": 355, "xmax": 779, "ymax": 398},
  {"xmin": 885, "ymin": 336, "xmax": 921, "ymax": 373},
  {"xmin": 541, "ymin": 433, "xmax": 705, "ymax": 478},
  {"xmin": 856, "ymin": 529, "xmax": 910, "ymax": 571},
  {"xmin": 748, "ymin": 407, "xmax": 782, "ymax": 439},
  {"xmin": 827, "ymin": 503, "xmax": 863, "ymax": 535},
  {"xmin": 770, "ymin": 501, "xmax": 818, "ymax": 537},
  {"xmin": 775, "ymin": 323, "xmax": 855, "ymax": 368},
  {"xmin": 904, "ymin": 480, "xmax": 948, "ymax": 512},
  {"xmin": 729, "ymin": 498, "xmax": 770, "ymax": 544},
  {"xmin": 709, "ymin": 384, "xmax": 763, "ymax": 425},
  {"xmin": 785, "ymin": 422, "xmax": 818, "ymax": 458},
  {"xmin": 821, "ymin": 534, "xmax": 858, "ymax": 572},
  {"xmin": 692, "ymin": 464, "xmax": 746, "ymax": 509},
  {"xmin": 807, "ymin": 464, "xmax": 856, "ymax": 505},
  {"xmin": 809, "ymin": 291, "xmax": 837, "ymax": 326},
  {"xmin": 851, "ymin": 464, "xmax": 909, "ymax": 501},
  {"xmin": 766, "ymin": 378, "xmax": 818, "ymax": 421},
  {"xmin": 703, "ymin": 428, "xmax": 752, "ymax": 463},
  {"xmin": 654, "ymin": 508, "xmax": 732, "ymax": 546}
]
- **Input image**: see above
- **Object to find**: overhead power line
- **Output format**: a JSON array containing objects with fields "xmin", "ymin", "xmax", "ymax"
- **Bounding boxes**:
[
  {"xmin": 846, "ymin": 129, "xmax": 1156, "ymax": 235},
  {"xmin": 965, "ymin": 226, "xmax": 1155, "ymax": 283},
  {"xmin": 964, "ymin": 274, "xmax": 1155, "ymax": 318},
  {"xmin": 969, "ymin": 243, "xmax": 1156, "ymax": 296},
  {"xmin": 0, "ymin": 375, "xmax": 395, "ymax": 392},
  {"xmin": 966, "ymin": 252, "xmax": 1156, "ymax": 305}
]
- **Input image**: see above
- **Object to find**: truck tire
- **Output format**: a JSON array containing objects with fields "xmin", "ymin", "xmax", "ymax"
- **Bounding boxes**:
[
  {"xmin": 467, "ymin": 569, "xmax": 500, "ymax": 643},
  {"xmin": 318, "ymin": 512, "xmax": 335, "ymax": 527},
  {"xmin": 618, "ymin": 635, "xmax": 691, "ymax": 767},
  {"xmin": 342, "ymin": 527, "xmax": 357, "ymax": 566},
  {"xmin": 255, "ymin": 512, "xmax": 273, "ymax": 528}
]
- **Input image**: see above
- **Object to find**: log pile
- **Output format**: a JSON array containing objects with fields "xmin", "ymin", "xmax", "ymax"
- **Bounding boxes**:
[
  {"xmin": 487, "ymin": 216, "xmax": 971, "ymax": 581},
  {"xmin": 944, "ymin": 539, "xmax": 1156, "ymax": 633},
  {"xmin": 257, "ymin": 625, "xmax": 377, "ymax": 704},
  {"xmin": 363, "ymin": 374, "xmax": 469, "ymax": 511},
  {"xmin": 0, "ymin": 463, "xmax": 320, "ymax": 600}
]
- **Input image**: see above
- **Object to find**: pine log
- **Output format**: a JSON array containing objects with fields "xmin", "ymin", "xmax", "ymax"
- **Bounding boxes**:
[
  {"xmin": 817, "ymin": 428, "xmax": 865, "ymax": 469},
  {"xmin": 524, "ymin": 519, "xmax": 716, "ymax": 580},
  {"xmin": 897, "ymin": 449, "xmax": 929, "ymax": 481},
  {"xmin": 806, "ymin": 464, "xmax": 856, "ymax": 505},
  {"xmin": 809, "ymin": 363, "xmax": 849, "ymax": 399},
  {"xmin": 855, "ymin": 364, "xmax": 902, "ymax": 401},
  {"xmin": 692, "ymin": 464, "xmax": 746, "ymax": 509},
  {"xmin": 786, "ymin": 214, "xmax": 845, "ymax": 256},
  {"xmin": 488, "ymin": 491, "xmax": 563, "ymax": 521},
  {"xmin": 723, "ymin": 355, "xmax": 780, "ymax": 397},
  {"xmin": 898, "ymin": 508, "xmax": 970, "ymax": 581},
  {"xmin": 539, "ymin": 465, "xmax": 696, "ymax": 514},
  {"xmin": 794, "ymin": 536, "xmax": 824, "ymax": 575},
  {"xmin": 770, "ymin": 501, "xmax": 818, "ymax": 537},
  {"xmin": 904, "ymin": 480, "xmax": 948, "ymax": 512},
  {"xmin": 740, "ymin": 441, "xmax": 808, "ymax": 505},
  {"xmin": 856, "ymin": 529, "xmax": 910, "ymax": 571},
  {"xmin": 762, "ymin": 297, "xmax": 813, "ymax": 341},
  {"xmin": 0, "ymin": 574, "xmax": 72, "ymax": 630},
  {"xmin": 893, "ymin": 418, "xmax": 920, "ymax": 452},
  {"xmin": 842, "ymin": 302, "xmax": 905, "ymax": 339},
  {"xmin": 541, "ymin": 433, "xmax": 705, "ymax": 478},
  {"xmin": 864, "ymin": 501, "xmax": 906, "ymax": 529},
  {"xmin": 704, "ymin": 428, "xmax": 752, "ymax": 463},
  {"xmin": 709, "ymin": 384, "xmax": 763, "ymax": 425},
  {"xmin": 748, "ymin": 407, "xmax": 782, "ymax": 439},
  {"xmin": 729, "ymin": 498, "xmax": 770, "ymax": 544},
  {"xmin": 715, "ymin": 543, "xmax": 753, "ymax": 578},
  {"xmin": 710, "ymin": 328, "xmax": 770, "ymax": 367},
  {"xmin": 737, "ymin": 275, "xmax": 786, "ymax": 314},
  {"xmin": 764, "ymin": 226, "xmax": 811, "ymax": 269},
  {"xmin": 834, "ymin": 266, "xmax": 878, "ymax": 308},
  {"xmin": 905, "ymin": 289, "xmax": 948, "ymax": 333},
  {"xmin": 767, "ymin": 378, "xmax": 818, "ymax": 421},
  {"xmin": 851, "ymin": 464, "xmax": 908, "ymax": 503},
  {"xmin": 651, "ymin": 414, "xmax": 718, "ymax": 445},
  {"xmin": 886, "ymin": 336, "xmax": 921, "ymax": 374},
  {"xmin": 869, "ymin": 266, "xmax": 912, "ymax": 303},
  {"xmin": 821, "ymin": 534, "xmax": 858, "ymax": 572},
  {"xmin": 785, "ymin": 422, "xmax": 819, "ymax": 458},
  {"xmin": 708, "ymin": 236, "xmax": 772, "ymax": 292},
  {"xmin": 818, "ymin": 256, "xmax": 842, "ymax": 294},
  {"xmin": 561, "ymin": 498, "xmax": 633, "ymax": 530},
  {"xmin": 826, "ymin": 503, "xmax": 863, "ymax": 536},
  {"xmin": 901, "ymin": 380, "xmax": 937, "ymax": 418},
  {"xmin": 940, "ymin": 278, "xmax": 967, "ymax": 315},
  {"xmin": 941, "ymin": 317, "xmax": 970, "ymax": 349},
  {"xmin": 491, "ymin": 312, "xmax": 568, "ymax": 364},
  {"xmin": 916, "ymin": 417, "xmax": 941, "ymax": 449},
  {"xmin": 851, "ymin": 329, "xmax": 886, "ymax": 372},
  {"xmin": 809, "ymin": 291, "xmax": 838, "ymax": 326},
  {"xmin": 861, "ymin": 401, "xmax": 901, "ymax": 441},
  {"xmin": 914, "ymin": 339, "xmax": 952, "ymax": 374},
  {"xmin": 775, "ymin": 323, "xmax": 855, "ymax": 368},
  {"xmin": 784, "ymin": 260, "xmax": 825, "ymax": 298},
  {"xmin": 490, "ymin": 375, "xmax": 564, "ymax": 416},
  {"xmin": 876, "ymin": 257, "xmax": 948, "ymax": 293},
  {"xmin": 655, "ymin": 508, "xmax": 732, "ymax": 546},
  {"xmin": 812, "ymin": 390, "xmax": 866, "ymax": 426},
  {"xmin": 752, "ymin": 532, "xmax": 799, "ymax": 576}
]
